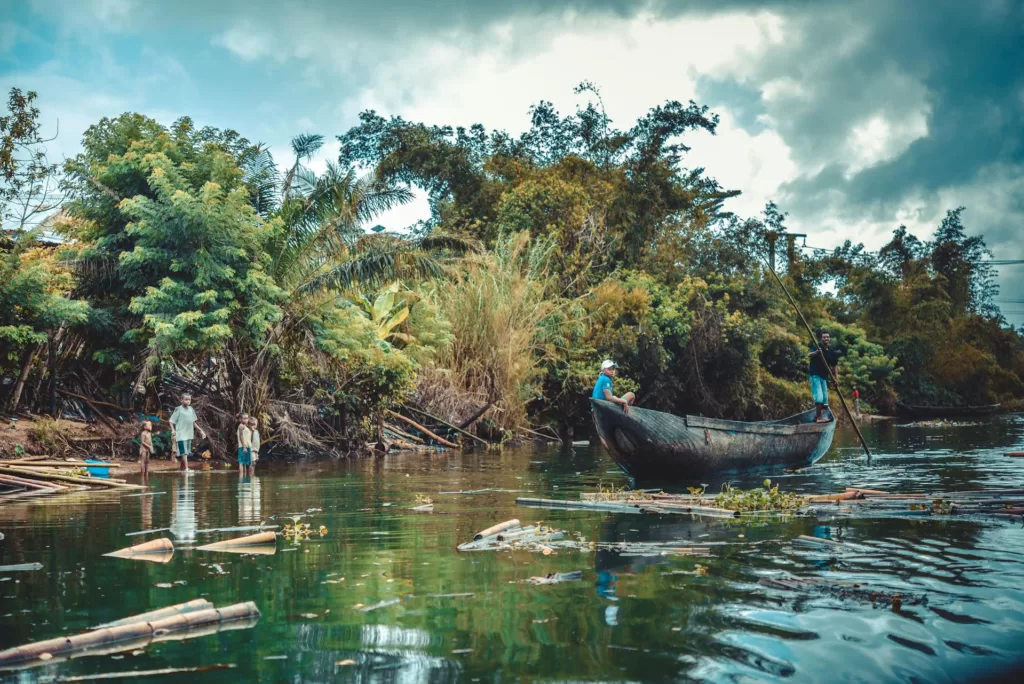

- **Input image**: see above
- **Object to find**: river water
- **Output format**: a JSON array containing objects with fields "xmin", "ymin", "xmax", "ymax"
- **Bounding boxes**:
[{"xmin": 2, "ymin": 416, "xmax": 1024, "ymax": 682}]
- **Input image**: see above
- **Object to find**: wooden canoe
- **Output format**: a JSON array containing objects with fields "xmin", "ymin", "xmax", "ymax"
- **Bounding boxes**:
[
  {"xmin": 591, "ymin": 399, "xmax": 836, "ymax": 483},
  {"xmin": 894, "ymin": 402, "xmax": 1002, "ymax": 418}
]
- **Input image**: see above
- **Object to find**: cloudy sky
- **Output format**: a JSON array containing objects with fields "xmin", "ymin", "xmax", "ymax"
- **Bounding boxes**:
[{"xmin": 3, "ymin": 0, "xmax": 1023, "ymax": 319}]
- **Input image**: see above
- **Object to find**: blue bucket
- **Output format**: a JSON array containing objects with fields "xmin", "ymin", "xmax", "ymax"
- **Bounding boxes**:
[{"xmin": 84, "ymin": 459, "xmax": 112, "ymax": 478}]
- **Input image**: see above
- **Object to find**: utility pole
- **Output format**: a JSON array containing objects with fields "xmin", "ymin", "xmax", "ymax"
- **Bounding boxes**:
[{"xmin": 766, "ymin": 232, "xmax": 779, "ymax": 272}]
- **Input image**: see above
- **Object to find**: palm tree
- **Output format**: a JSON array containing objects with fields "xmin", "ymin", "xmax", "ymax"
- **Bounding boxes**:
[{"xmin": 231, "ymin": 134, "xmax": 475, "ymax": 446}]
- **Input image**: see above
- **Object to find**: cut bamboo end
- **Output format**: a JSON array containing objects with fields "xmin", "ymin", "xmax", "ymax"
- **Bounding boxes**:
[
  {"xmin": 195, "ymin": 531, "xmax": 277, "ymax": 552},
  {"xmin": 474, "ymin": 519, "xmax": 520, "ymax": 540},
  {"xmin": 103, "ymin": 538, "xmax": 174, "ymax": 562}
]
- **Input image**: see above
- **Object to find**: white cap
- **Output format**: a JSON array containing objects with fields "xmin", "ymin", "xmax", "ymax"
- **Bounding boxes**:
[{"xmin": 601, "ymin": 359, "xmax": 616, "ymax": 370}]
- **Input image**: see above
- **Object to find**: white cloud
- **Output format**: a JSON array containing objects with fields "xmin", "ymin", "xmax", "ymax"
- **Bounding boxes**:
[{"xmin": 213, "ymin": 22, "xmax": 276, "ymax": 62}]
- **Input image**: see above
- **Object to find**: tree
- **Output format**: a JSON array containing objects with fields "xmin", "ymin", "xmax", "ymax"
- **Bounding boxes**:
[{"xmin": 1, "ymin": 88, "xmax": 62, "ymax": 232}]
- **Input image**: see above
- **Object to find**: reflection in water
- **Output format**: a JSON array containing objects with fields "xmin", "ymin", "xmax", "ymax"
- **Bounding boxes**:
[
  {"xmin": 168, "ymin": 475, "xmax": 196, "ymax": 543},
  {"xmin": 1, "ymin": 415, "xmax": 1023, "ymax": 682},
  {"xmin": 238, "ymin": 476, "xmax": 262, "ymax": 525}
]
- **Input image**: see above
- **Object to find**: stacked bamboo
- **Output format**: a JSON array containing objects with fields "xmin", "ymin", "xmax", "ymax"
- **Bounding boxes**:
[
  {"xmin": 0, "ymin": 601, "xmax": 260, "ymax": 670},
  {"xmin": 0, "ymin": 459, "xmax": 142, "ymax": 498}
]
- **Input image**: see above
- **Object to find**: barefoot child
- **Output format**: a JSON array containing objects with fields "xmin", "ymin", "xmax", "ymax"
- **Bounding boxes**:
[
  {"xmin": 248, "ymin": 417, "xmax": 261, "ymax": 476},
  {"xmin": 139, "ymin": 421, "xmax": 153, "ymax": 477},
  {"xmin": 236, "ymin": 413, "xmax": 252, "ymax": 475},
  {"xmin": 170, "ymin": 393, "xmax": 206, "ymax": 472}
]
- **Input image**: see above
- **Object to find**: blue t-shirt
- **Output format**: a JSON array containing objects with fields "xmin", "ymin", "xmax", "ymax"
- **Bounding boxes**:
[{"xmin": 592, "ymin": 374, "xmax": 613, "ymax": 400}]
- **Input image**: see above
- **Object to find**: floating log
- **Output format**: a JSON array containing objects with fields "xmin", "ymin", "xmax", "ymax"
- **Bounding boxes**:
[
  {"xmin": 518, "ymin": 496, "xmax": 646, "ymax": 514},
  {"xmin": 846, "ymin": 487, "xmax": 888, "ymax": 495},
  {"xmin": 103, "ymin": 538, "xmax": 174, "ymax": 563},
  {"xmin": 1006, "ymin": 452, "xmax": 1024, "ymax": 458},
  {"xmin": 474, "ymin": 519, "xmax": 520, "ymax": 540},
  {"xmin": 0, "ymin": 473, "xmax": 64, "ymax": 491},
  {"xmin": 92, "ymin": 600, "xmax": 214, "ymax": 629},
  {"xmin": 402, "ymin": 404, "xmax": 490, "ymax": 446},
  {"xmin": 386, "ymin": 410, "xmax": 459, "ymax": 448},
  {"xmin": 0, "ymin": 602, "xmax": 260, "ymax": 670},
  {"xmin": 196, "ymin": 531, "xmax": 277, "ymax": 552}
]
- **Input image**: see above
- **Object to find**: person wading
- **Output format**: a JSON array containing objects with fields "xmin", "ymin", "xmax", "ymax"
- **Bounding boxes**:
[
  {"xmin": 169, "ymin": 393, "xmax": 206, "ymax": 472},
  {"xmin": 592, "ymin": 360, "xmax": 635, "ymax": 414},
  {"xmin": 808, "ymin": 331, "xmax": 840, "ymax": 423}
]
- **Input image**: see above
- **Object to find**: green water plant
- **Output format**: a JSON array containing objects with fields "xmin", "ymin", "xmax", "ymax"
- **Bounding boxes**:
[{"xmin": 714, "ymin": 479, "xmax": 805, "ymax": 513}]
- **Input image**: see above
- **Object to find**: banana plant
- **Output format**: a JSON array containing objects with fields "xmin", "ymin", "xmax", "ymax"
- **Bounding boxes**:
[{"xmin": 362, "ymin": 282, "xmax": 413, "ymax": 348}]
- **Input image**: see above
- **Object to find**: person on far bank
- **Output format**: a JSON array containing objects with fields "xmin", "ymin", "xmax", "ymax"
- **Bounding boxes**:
[
  {"xmin": 852, "ymin": 387, "xmax": 861, "ymax": 417},
  {"xmin": 139, "ymin": 420, "xmax": 153, "ymax": 479},
  {"xmin": 592, "ymin": 360, "xmax": 635, "ymax": 414},
  {"xmin": 170, "ymin": 393, "xmax": 206, "ymax": 472},
  {"xmin": 236, "ymin": 413, "xmax": 252, "ymax": 475},
  {"xmin": 809, "ymin": 331, "xmax": 839, "ymax": 423}
]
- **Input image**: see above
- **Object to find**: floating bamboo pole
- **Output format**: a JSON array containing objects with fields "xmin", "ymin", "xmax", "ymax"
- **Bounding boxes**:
[
  {"xmin": 103, "ymin": 538, "xmax": 174, "ymax": 562},
  {"xmin": 474, "ymin": 519, "xmax": 520, "ymax": 540},
  {"xmin": 195, "ymin": 531, "xmax": 277, "ymax": 552},
  {"xmin": 0, "ymin": 602, "xmax": 261, "ymax": 669},
  {"xmin": 92, "ymin": 600, "xmax": 214, "ymax": 629}
]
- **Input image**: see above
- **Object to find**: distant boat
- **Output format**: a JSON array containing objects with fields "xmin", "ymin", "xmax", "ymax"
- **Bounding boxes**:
[
  {"xmin": 591, "ymin": 399, "xmax": 836, "ymax": 483},
  {"xmin": 894, "ymin": 402, "xmax": 1002, "ymax": 419}
]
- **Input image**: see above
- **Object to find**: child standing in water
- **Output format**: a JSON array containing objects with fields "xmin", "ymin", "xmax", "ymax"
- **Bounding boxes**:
[
  {"xmin": 139, "ymin": 421, "xmax": 153, "ymax": 478},
  {"xmin": 236, "ymin": 413, "xmax": 252, "ymax": 475},
  {"xmin": 249, "ymin": 417, "xmax": 261, "ymax": 476}
]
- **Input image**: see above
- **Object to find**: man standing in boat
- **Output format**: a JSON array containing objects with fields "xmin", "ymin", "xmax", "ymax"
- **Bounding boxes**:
[
  {"xmin": 809, "ymin": 331, "xmax": 839, "ymax": 423},
  {"xmin": 592, "ymin": 360, "xmax": 635, "ymax": 414}
]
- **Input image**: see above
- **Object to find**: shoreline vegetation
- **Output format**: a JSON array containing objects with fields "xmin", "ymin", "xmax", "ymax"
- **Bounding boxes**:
[{"xmin": 2, "ymin": 84, "xmax": 1023, "ymax": 463}]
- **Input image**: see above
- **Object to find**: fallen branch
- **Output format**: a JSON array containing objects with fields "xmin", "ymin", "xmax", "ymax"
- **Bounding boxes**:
[
  {"xmin": 386, "ymin": 410, "xmax": 458, "ymax": 448},
  {"xmin": 402, "ymin": 404, "xmax": 489, "ymax": 446}
]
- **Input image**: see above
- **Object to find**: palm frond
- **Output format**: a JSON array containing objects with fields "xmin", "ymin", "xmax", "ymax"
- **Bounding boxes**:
[{"xmin": 241, "ymin": 144, "xmax": 280, "ymax": 217}]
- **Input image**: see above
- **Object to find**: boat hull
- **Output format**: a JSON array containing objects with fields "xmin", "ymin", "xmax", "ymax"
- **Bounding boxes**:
[{"xmin": 591, "ymin": 400, "xmax": 836, "ymax": 483}]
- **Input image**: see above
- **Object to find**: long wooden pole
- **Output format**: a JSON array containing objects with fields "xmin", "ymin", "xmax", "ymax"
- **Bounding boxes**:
[
  {"xmin": 762, "ymin": 260, "xmax": 872, "ymax": 460},
  {"xmin": 385, "ymin": 410, "xmax": 459, "ymax": 448},
  {"xmin": 401, "ymin": 404, "xmax": 490, "ymax": 446}
]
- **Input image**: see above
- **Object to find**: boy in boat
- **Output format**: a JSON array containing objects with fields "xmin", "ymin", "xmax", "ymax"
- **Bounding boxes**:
[
  {"xmin": 592, "ymin": 360, "xmax": 635, "ymax": 414},
  {"xmin": 809, "ymin": 331, "xmax": 839, "ymax": 423},
  {"xmin": 169, "ymin": 393, "xmax": 206, "ymax": 472}
]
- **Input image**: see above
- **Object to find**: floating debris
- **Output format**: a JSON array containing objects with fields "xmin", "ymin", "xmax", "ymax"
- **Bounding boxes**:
[
  {"xmin": 458, "ymin": 520, "xmax": 567, "ymax": 552},
  {"xmin": 0, "ymin": 563, "xmax": 43, "ymax": 572},
  {"xmin": 759, "ymin": 575, "xmax": 925, "ymax": 610},
  {"xmin": 517, "ymin": 571, "xmax": 584, "ymax": 586},
  {"xmin": 897, "ymin": 419, "xmax": 982, "ymax": 429},
  {"xmin": 359, "ymin": 598, "xmax": 401, "ymax": 613}
]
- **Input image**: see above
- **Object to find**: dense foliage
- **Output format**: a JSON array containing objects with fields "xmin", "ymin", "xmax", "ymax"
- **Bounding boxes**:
[{"xmin": 2, "ymin": 84, "xmax": 1022, "ymax": 452}]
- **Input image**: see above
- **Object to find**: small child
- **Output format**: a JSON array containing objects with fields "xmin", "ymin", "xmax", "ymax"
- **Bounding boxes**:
[
  {"xmin": 249, "ymin": 417, "xmax": 261, "ymax": 475},
  {"xmin": 236, "ymin": 413, "xmax": 252, "ymax": 474},
  {"xmin": 139, "ymin": 421, "xmax": 154, "ymax": 478}
]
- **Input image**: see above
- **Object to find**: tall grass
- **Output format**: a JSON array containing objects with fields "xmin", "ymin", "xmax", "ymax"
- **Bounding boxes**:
[{"xmin": 417, "ymin": 233, "xmax": 568, "ymax": 431}]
